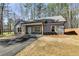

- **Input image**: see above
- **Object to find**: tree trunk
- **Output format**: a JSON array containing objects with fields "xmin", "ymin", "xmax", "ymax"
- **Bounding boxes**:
[{"xmin": 0, "ymin": 3, "xmax": 4, "ymax": 35}]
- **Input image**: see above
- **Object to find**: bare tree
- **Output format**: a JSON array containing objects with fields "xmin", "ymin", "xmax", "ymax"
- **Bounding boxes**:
[{"xmin": 0, "ymin": 3, "xmax": 4, "ymax": 35}]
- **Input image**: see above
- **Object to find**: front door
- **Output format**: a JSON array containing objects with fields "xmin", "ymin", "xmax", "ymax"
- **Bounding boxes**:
[
  {"xmin": 52, "ymin": 26, "xmax": 55, "ymax": 32},
  {"xmin": 28, "ymin": 27, "xmax": 31, "ymax": 34}
]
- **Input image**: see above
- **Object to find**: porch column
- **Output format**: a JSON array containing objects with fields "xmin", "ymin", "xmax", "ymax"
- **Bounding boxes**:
[{"xmin": 42, "ymin": 23, "xmax": 44, "ymax": 35}]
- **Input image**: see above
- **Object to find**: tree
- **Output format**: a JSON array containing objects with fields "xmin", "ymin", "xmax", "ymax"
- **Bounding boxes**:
[
  {"xmin": 0, "ymin": 3, "xmax": 5, "ymax": 35},
  {"xmin": 7, "ymin": 18, "xmax": 14, "ymax": 32},
  {"xmin": 35, "ymin": 3, "xmax": 46, "ymax": 19},
  {"xmin": 23, "ymin": 3, "xmax": 32, "ymax": 20},
  {"xmin": 23, "ymin": 3, "xmax": 47, "ymax": 20}
]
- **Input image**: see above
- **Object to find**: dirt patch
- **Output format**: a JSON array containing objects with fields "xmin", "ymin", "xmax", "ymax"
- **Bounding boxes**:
[
  {"xmin": 65, "ymin": 28, "xmax": 79, "ymax": 35},
  {"xmin": 64, "ymin": 31, "xmax": 77, "ymax": 35}
]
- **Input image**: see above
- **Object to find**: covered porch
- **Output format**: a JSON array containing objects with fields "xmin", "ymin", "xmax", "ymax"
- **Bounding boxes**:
[{"xmin": 22, "ymin": 22, "xmax": 44, "ymax": 35}]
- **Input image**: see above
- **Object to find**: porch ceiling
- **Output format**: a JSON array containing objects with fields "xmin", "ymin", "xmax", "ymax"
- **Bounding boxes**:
[{"xmin": 23, "ymin": 22, "xmax": 42, "ymax": 26}]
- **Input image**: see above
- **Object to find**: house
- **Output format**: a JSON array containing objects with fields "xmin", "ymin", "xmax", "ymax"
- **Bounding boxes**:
[
  {"xmin": 14, "ymin": 19, "xmax": 26, "ymax": 34},
  {"xmin": 16, "ymin": 16, "xmax": 66, "ymax": 35}
]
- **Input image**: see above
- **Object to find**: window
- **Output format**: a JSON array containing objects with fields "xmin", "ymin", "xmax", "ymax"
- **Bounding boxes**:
[
  {"xmin": 18, "ymin": 27, "xmax": 21, "ymax": 32},
  {"xmin": 35, "ymin": 26, "xmax": 41, "ymax": 32},
  {"xmin": 32, "ymin": 26, "xmax": 41, "ymax": 34}
]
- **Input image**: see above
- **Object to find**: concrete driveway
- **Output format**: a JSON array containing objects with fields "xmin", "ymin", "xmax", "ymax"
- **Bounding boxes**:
[{"xmin": 0, "ymin": 38, "xmax": 36, "ymax": 56}]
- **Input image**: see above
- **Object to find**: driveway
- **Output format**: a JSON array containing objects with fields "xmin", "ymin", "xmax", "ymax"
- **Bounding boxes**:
[{"xmin": 0, "ymin": 38, "xmax": 36, "ymax": 56}]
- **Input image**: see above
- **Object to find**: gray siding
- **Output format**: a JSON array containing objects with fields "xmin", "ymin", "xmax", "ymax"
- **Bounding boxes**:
[
  {"xmin": 43, "ymin": 23, "xmax": 52, "ymax": 33},
  {"xmin": 43, "ymin": 23, "xmax": 64, "ymax": 34},
  {"xmin": 55, "ymin": 26, "xmax": 64, "ymax": 34}
]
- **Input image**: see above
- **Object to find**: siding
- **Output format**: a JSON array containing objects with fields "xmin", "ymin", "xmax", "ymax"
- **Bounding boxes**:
[
  {"xmin": 43, "ymin": 23, "xmax": 64, "ymax": 34},
  {"xmin": 55, "ymin": 26, "xmax": 64, "ymax": 34},
  {"xmin": 43, "ymin": 23, "xmax": 52, "ymax": 33}
]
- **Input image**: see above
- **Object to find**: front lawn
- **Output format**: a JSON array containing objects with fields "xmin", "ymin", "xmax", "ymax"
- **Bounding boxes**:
[
  {"xmin": 0, "ymin": 32, "xmax": 14, "ymax": 37},
  {"xmin": 3, "ymin": 32, "xmax": 14, "ymax": 37},
  {"xmin": 0, "ymin": 32, "xmax": 15, "ymax": 40},
  {"xmin": 16, "ymin": 35, "xmax": 79, "ymax": 56}
]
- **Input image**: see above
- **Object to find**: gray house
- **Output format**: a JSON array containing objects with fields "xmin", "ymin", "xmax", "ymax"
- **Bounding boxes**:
[{"xmin": 19, "ymin": 16, "xmax": 66, "ymax": 35}]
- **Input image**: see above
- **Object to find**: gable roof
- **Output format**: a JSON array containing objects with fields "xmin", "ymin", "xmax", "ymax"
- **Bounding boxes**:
[
  {"xmin": 38, "ymin": 15, "xmax": 66, "ymax": 22},
  {"xmin": 15, "ymin": 19, "xmax": 26, "ymax": 26},
  {"xmin": 22, "ymin": 16, "xmax": 66, "ymax": 24}
]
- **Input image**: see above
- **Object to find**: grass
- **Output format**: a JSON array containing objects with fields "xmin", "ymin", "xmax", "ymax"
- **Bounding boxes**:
[
  {"xmin": 16, "ymin": 35, "xmax": 79, "ymax": 56},
  {"xmin": 0, "ymin": 32, "xmax": 15, "ymax": 40},
  {"xmin": 0, "ymin": 32, "xmax": 14, "ymax": 37},
  {"xmin": 3, "ymin": 32, "xmax": 14, "ymax": 37}
]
